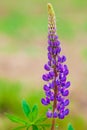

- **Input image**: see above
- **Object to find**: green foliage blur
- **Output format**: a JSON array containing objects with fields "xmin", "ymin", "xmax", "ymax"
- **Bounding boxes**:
[{"xmin": 0, "ymin": 0, "xmax": 87, "ymax": 130}]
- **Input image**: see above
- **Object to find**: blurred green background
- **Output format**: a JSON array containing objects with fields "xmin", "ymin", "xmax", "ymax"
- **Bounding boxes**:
[{"xmin": 0, "ymin": 0, "xmax": 87, "ymax": 129}]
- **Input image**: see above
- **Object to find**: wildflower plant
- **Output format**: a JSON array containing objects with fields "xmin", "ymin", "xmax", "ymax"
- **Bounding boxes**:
[
  {"xmin": 41, "ymin": 3, "xmax": 70, "ymax": 130},
  {"xmin": 6, "ymin": 2, "xmax": 74, "ymax": 130},
  {"xmin": 6, "ymin": 100, "xmax": 50, "ymax": 130}
]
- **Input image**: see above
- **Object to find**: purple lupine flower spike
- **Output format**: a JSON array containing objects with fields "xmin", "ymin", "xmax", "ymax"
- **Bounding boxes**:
[{"xmin": 41, "ymin": 3, "xmax": 70, "ymax": 119}]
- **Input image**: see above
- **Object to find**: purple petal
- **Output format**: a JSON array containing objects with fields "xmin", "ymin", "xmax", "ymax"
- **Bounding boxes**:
[
  {"xmin": 50, "ymin": 81, "xmax": 55, "ymax": 89},
  {"xmin": 41, "ymin": 98, "xmax": 48, "ymax": 105},
  {"xmin": 54, "ymin": 35, "xmax": 58, "ymax": 40},
  {"xmin": 49, "ymin": 71, "xmax": 55, "ymax": 77},
  {"xmin": 65, "ymin": 81, "xmax": 71, "ymax": 88},
  {"xmin": 61, "ymin": 82, "xmax": 65, "ymax": 87},
  {"xmin": 46, "ymin": 97, "xmax": 50, "ymax": 104},
  {"xmin": 58, "ymin": 56, "xmax": 62, "ymax": 62},
  {"xmin": 56, "ymin": 80, "xmax": 60, "ymax": 86},
  {"xmin": 55, "ymin": 40, "xmax": 60, "ymax": 46},
  {"xmin": 64, "ymin": 109, "xmax": 69, "ymax": 116},
  {"xmin": 53, "ymin": 112, "xmax": 58, "ymax": 118},
  {"xmin": 48, "ymin": 53, "xmax": 52, "ymax": 60},
  {"xmin": 64, "ymin": 69, "xmax": 69, "ymax": 75},
  {"xmin": 58, "ymin": 113, "xmax": 65, "ymax": 119},
  {"xmin": 44, "ymin": 64, "xmax": 50, "ymax": 71},
  {"xmin": 56, "ymin": 95, "xmax": 62, "ymax": 102},
  {"xmin": 64, "ymin": 99, "xmax": 69, "ymax": 106},
  {"xmin": 50, "ymin": 95, "xmax": 54, "ymax": 101},
  {"xmin": 47, "ymin": 46, "xmax": 52, "ymax": 53},
  {"xmin": 43, "ymin": 85, "xmax": 50, "ymax": 91},
  {"xmin": 59, "ymin": 73, "xmax": 66, "ymax": 82},
  {"xmin": 42, "ymin": 74, "xmax": 49, "ymax": 81},
  {"xmin": 56, "ymin": 47, "xmax": 61, "ymax": 53},
  {"xmin": 48, "ymin": 61, "xmax": 51, "ymax": 66},
  {"xmin": 64, "ymin": 64, "xmax": 68, "ymax": 70},
  {"xmin": 45, "ymin": 91, "xmax": 52, "ymax": 97},
  {"xmin": 46, "ymin": 111, "xmax": 52, "ymax": 118},
  {"xmin": 62, "ymin": 90, "xmax": 69, "ymax": 96},
  {"xmin": 61, "ymin": 56, "xmax": 66, "ymax": 63},
  {"xmin": 48, "ymin": 39, "xmax": 53, "ymax": 46},
  {"xmin": 57, "ymin": 64, "xmax": 63, "ymax": 72},
  {"xmin": 52, "ymin": 59, "xmax": 56, "ymax": 65}
]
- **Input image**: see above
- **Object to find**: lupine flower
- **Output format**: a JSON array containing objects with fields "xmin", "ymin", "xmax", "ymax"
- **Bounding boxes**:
[{"xmin": 41, "ymin": 3, "xmax": 70, "ymax": 119}]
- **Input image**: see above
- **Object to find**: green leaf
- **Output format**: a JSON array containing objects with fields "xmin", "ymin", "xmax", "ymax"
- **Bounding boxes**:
[
  {"xmin": 26, "ymin": 125, "xmax": 31, "ymax": 130},
  {"xmin": 22, "ymin": 100, "xmax": 31, "ymax": 117},
  {"xmin": 32, "ymin": 125, "xmax": 39, "ymax": 130},
  {"xmin": 68, "ymin": 123, "xmax": 74, "ymax": 130},
  {"xmin": 6, "ymin": 113, "xmax": 26, "ymax": 124},
  {"xmin": 35, "ymin": 116, "xmax": 47, "ymax": 124},
  {"xmin": 26, "ymin": 128, "xmax": 29, "ymax": 130},
  {"xmin": 13, "ymin": 126, "xmax": 26, "ymax": 130},
  {"xmin": 32, "ymin": 104, "xmax": 38, "ymax": 121}
]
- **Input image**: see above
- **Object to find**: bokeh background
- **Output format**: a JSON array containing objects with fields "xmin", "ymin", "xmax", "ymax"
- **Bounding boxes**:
[{"xmin": 0, "ymin": 0, "xmax": 87, "ymax": 129}]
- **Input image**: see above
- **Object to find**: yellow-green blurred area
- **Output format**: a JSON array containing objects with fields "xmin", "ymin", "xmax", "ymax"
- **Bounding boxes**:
[{"xmin": 0, "ymin": 0, "xmax": 87, "ymax": 129}]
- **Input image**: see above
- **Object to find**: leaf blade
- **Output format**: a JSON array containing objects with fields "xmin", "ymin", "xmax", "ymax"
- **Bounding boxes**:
[
  {"xmin": 32, "ymin": 125, "xmax": 39, "ymax": 130},
  {"xmin": 68, "ymin": 123, "xmax": 74, "ymax": 130},
  {"xmin": 32, "ymin": 104, "xmax": 38, "ymax": 121},
  {"xmin": 35, "ymin": 116, "xmax": 47, "ymax": 124},
  {"xmin": 22, "ymin": 100, "xmax": 31, "ymax": 118},
  {"xmin": 6, "ymin": 113, "xmax": 27, "ymax": 124}
]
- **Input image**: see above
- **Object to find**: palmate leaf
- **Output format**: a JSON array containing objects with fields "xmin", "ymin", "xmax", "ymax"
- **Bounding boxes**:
[
  {"xmin": 32, "ymin": 125, "xmax": 39, "ymax": 130},
  {"xmin": 26, "ymin": 126, "xmax": 31, "ymax": 130},
  {"xmin": 22, "ymin": 100, "xmax": 31, "ymax": 118},
  {"xmin": 31, "ymin": 104, "xmax": 38, "ymax": 121},
  {"xmin": 68, "ymin": 123, "xmax": 74, "ymax": 130},
  {"xmin": 35, "ymin": 116, "xmax": 47, "ymax": 124},
  {"xmin": 6, "ymin": 113, "xmax": 27, "ymax": 124}
]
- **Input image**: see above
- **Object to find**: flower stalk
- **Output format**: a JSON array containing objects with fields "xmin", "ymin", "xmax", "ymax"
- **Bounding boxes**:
[{"xmin": 41, "ymin": 3, "xmax": 70, "ymax": 130}]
